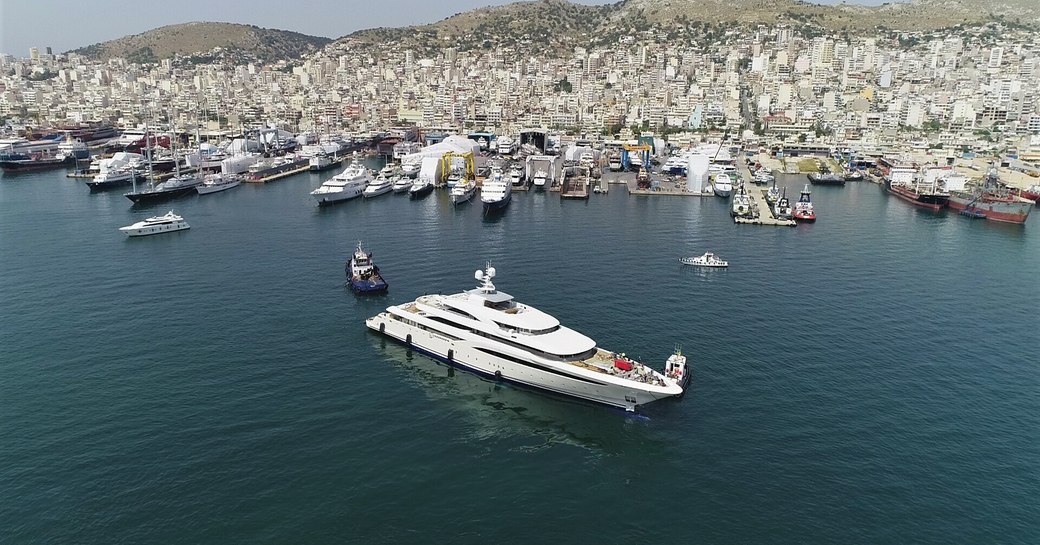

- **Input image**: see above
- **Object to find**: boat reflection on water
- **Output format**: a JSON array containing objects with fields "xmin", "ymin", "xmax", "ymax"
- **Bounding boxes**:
[{"xmin": 368, "ymin": 336, "xmax": 676, "ymax": 451}]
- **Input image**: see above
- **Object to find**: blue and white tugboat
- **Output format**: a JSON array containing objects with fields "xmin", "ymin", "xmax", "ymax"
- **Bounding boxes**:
[{"xmin": 346, "ymin": 241, "xmax": 388, "ymax": 294}]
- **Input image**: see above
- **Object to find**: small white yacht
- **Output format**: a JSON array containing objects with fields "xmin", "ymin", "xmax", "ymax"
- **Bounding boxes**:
[
  {"xmin": 508, "ymin": 165, "xmax": 526, "ymax": 187},
  {"xmin": 532, "ymin": 169, "xmax": 549, "ymax": 191},
  {"xmin": 392, "ymin": 176, "xmax": 413, "ymax": 193},
  {"xmin": 408, "ymin": 179, "xmax": 434, "ymax": 199},
  {"xmin": 311, "ymin": 158, "xmax": 371, "ymax": 205},
  {"xmin": 363, "ymin": 175, "xmax": 394, "ymax": 198},
  {"xmin": 450, "ymin": 178, "xmax": 477, "ymax": 205},
  {"xmin": 119, "ymin": 211, "xmax": 190, "ymax": 237},
  {"xmin": 365, "ymin": 263, "xmax": 683, "ymax": 411},
  {"xmin": 196, "ymin": 173, "xmax": 241, "ymax": 195},
  {"xmin": 712, "ymin": 172, "xmax": 733, "ymax": 198},
  {"xmin": 400, "ymin": 159, "xmax": 421, "ymax": 178},
  {"xmin": 679, "ymin": 252, "xmax": 728, "ymax": 268}
]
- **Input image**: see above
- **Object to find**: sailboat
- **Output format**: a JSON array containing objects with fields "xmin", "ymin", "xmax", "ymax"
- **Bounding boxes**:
[{"xmin": 126, "ymin": 118, "xmax": 202, "ymax": 203}]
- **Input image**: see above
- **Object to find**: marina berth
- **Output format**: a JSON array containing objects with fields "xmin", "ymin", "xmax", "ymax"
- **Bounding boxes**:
[{"xmin": 366, "ymin": 264, "xmax": 683, "ymax": 411}]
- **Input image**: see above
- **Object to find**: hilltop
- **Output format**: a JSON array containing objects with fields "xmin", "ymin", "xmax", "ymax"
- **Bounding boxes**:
[
  {"xmin": 339, "ymin": 0, "xmax": 609, "ymax": 56},
  {"xmin": 70, "ymin": 22, "xmax": 331, "ymax": 64}
]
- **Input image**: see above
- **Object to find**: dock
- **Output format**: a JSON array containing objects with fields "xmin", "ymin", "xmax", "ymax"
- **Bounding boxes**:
[
  {"xmin": 243, "ymin": 164, "xmax": 310, "ymax": 183},
  {"xmin": 733, "ymin": 193, "xmax": 797, "ymax": 226},
  {"xmin": 561, "ymin": 166, "xmax": 591, "ymax": 199}
]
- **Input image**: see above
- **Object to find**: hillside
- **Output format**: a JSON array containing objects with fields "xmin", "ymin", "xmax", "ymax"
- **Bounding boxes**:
[
  {"xmin": 611, "ymin": 0, "xmax": 1040, "ymax": 32},
  {"xmin": 336, "ymin": 0, "xmax": 1039, "ymax": 56},
  {"xmin": 71, "ymin": 22, "xmax": 332, "ymax": 64},
  {"xmin": 337, "ymin": 0, "xmax": 610, "ymax": 56}
]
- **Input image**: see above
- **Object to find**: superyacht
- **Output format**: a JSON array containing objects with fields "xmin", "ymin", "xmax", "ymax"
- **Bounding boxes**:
[{"xmin": 366, "ymin": 264, "xmax": 683, "ymax": 411}]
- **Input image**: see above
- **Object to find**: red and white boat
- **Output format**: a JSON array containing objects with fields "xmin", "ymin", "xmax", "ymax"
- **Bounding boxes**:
[
  {"xmin": 1017, "ymin": 184, "xmax": 1040, "ymax": 203},
  {"xmin": 793, "ymin": 184, "xmax": 817, "ymax": 222}
]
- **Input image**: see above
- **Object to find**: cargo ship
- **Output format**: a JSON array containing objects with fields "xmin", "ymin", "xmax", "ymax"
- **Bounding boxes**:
[
  {"xmin": 885, "ymin": 166, "xmax": 949, "ymax": 210},
  {"xmin": 947, "ymin": 166, "xmax": 1034, "ymax": 224}
]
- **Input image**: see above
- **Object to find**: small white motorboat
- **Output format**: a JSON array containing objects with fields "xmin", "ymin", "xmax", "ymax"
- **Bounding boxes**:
[{"xmin": 679, "ymin": 252, "xmax": 728, "ymax": 268}]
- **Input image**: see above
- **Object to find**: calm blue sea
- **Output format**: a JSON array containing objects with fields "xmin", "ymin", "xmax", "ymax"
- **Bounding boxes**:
[{"xmin": 1, "ymin": 163, "xmax": 1038, "ymax": 544}]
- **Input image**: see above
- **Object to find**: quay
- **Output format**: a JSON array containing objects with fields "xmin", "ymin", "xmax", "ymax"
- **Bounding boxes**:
[
  {"xmin": 243, "ymin": 164, "xmax": 310, "ymax": 183},
  {"xmin": 733, "ymin": 192, "xmax": 796, "ymax": 226}
]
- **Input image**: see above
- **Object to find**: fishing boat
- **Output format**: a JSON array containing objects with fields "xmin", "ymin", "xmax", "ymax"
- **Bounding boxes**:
[
  {"xmin": 731, "ymin": 182, "xmax": 754, "ymax": 218},
  {"xmin": 773, "ymin": 187, "xmax": 793, "ymax": 220}
]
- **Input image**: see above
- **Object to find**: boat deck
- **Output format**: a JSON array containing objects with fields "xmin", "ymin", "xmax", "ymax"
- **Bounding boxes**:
[{"xmin": 397, "ymin": 301, "xmax": 665, "ymax": 385}]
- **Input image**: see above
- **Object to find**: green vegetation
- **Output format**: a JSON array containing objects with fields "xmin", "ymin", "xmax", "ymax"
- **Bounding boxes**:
[
  {"xmin": 126, "ymin": 47, "xmax": 158, "ymax": 64},
  {"xmin": 554, "ymin": 78, "xmax": 572, "ymax": 93},
  {"xmin": 797, "ymin": 158, "xmax": 821, "ymax": 173}
]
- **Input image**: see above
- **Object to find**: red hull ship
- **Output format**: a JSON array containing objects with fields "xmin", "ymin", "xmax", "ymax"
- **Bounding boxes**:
[
  {"xmin": 948, "ymin": 166, "xmax": 1034, "ymax": 224},
  {"xmin": 792, "ymin": 184, "xmax": 816, "ymax": 222}
]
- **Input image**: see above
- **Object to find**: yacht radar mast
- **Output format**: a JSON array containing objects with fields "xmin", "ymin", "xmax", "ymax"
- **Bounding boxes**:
[{"xmin": 474, "ymin": 262, "xmax": 497, "ymax": 293}]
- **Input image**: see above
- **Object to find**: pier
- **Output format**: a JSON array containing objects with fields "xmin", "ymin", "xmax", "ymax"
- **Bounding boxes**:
[
  {"xmin": 560, "ymin": 166, "xmax": 591, "ymax": 199},
  {"xmin": 243, "ymin": 164, "xmax": 310, "ymax": 183},
  {"xmin": 733, "ymin": 192, "xmax": 797, "ymax": 226}
]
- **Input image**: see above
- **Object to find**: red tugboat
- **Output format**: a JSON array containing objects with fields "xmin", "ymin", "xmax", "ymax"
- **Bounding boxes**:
[{"xmin": 792, "ymin": 184, "xmax": 817, "ymax": 222}]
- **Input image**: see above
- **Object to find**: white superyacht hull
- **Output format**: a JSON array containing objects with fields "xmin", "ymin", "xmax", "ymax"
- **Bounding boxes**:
[
  {"xmin": 366, "ymin": 313, "xmax": 678, "ymax": 411},
  {"xmin": 312, "ymin": 186, "xmax": 363, "ymax": 205}
]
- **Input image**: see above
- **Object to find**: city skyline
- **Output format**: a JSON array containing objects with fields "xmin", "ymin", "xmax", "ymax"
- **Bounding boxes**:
[{"xmin": 2, "ymin": 0, "xmax": 900, "ymax": 58}]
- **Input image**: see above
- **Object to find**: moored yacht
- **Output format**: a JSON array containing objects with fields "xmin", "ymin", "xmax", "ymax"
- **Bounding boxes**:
[
  {"xmin": 196, "ymin": 173, "xmax": 241, "ymax": 195},
  {"xmin": 365, "ymin": 263, "xmax": 683, "ymax": 411},
  {"xmin": 450, "ymin": 178, "xmax": 477, "ymax": 205},
  {"xmin": 532, "ymin": 169, "xmax": 549, "ymax": 191},
  {"xmin": 409, "ymin": 179, "xmax": 434, "ymax": 199},
  {"xmin": 363, "ymin": 175, "xmax": 394, "ymax": 198},
  {"xmin": 392, "ymin": 176, "xmax": 413, "ymax": 193},
  {"xmin": 712, "ymin": 172, "xmax": 733, "ymax": 198},
  {"xmin": 125, "ymin": 172, "xmax": 203, "ymax": 204},
  {"xmin": 311, "ymin": 158, "xmax": 371, "ymax": 205},
  {"xmin": 480, "ymin": 171, "xmax": 512, "ymax": 211},
  {"xmin": 87, "ymin": 166, "xmax": 138, "ymax": 190}
]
